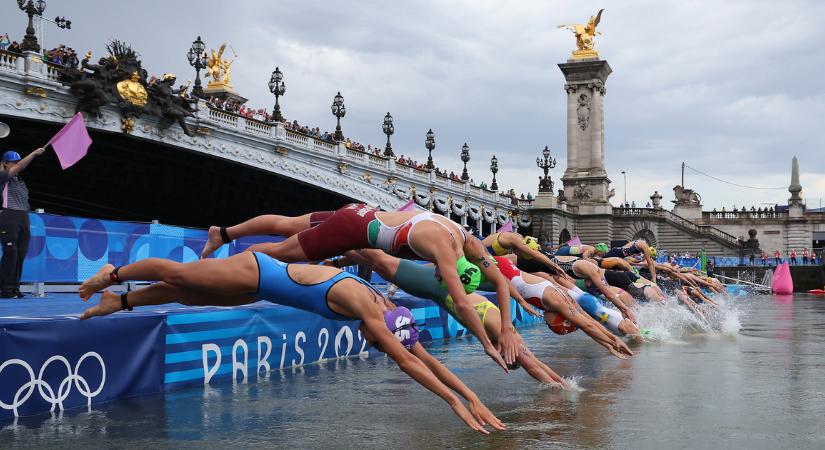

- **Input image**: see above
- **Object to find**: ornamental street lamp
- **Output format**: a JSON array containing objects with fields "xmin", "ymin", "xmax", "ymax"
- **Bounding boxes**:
[
  {"xmin": 382, "ymin": 112, "xmax": 394, "ymax": 157},
  {"xmin": 536, "ymin": 145, "xmax": 556, "ymax": 193},
  {"xmin": 187, "ymin": 36, "xmax": 208, "ymax": 98},
  {"xmin": 460, "ymin": 143, "xmax": 471, "ymax": 181},
  {"xmin": 425, "ymin": 129, "xmax": 435, "ymax": 170},
  {"xmin": 17, "ymin": 0, "xmax": 47, "ymax": 52},
  {"xmin": 268, "ymin": 67, "xmax": 286, "ymax": 122},
  {"xmin": 490, "ymin": 155, "xmax": 499, "ymax": 191},
  {"xmin": 331, "ymin": 92, "xmax": 346, "ymax": 141}
]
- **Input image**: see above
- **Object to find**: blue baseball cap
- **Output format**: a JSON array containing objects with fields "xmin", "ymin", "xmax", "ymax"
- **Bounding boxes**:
[{"xmin": 2, "ymin": 151, "xmax": 21, "ymax": 162}]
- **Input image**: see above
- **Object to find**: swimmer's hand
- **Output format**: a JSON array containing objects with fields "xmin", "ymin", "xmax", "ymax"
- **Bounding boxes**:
[
  {"xmin": 484, "ymin": 343, "xmax": 510, "ymax": 373},
  {"xmin": 612, "ymin": 336, "xmax": 634, "ymax": 358},
  {"xmin": 516, "ymin": 297, "xmax": 542, "ymax": 318},
  {"xmin": 468, "ymin": 397, "xmax": 506, "ymax": 432},
  {"xmin": 620, "ymin": 306, "xmax": 637, "ymax": 324},
  {"xmin": 450, "ymin": 399, "xmax": 491, "ymax": 435},
  {"xmin": 498, "ymin": 328, "xmax": 521, "ymax": 367}
]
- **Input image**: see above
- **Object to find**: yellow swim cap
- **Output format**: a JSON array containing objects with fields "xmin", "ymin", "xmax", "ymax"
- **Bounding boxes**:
[
  {"xmin": 649, "ymin": 247, "xmax": 657, "ymax": 258},
  {"xmin": 523, "ymin": 236, "xmax": 539, "ymax": 251}
]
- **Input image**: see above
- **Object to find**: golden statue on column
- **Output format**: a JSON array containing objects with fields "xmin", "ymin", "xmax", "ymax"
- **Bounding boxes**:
[
  {"xmin": 558, "ymin": 9, "xmax": 604, "ymax": 59},
  {"xmin": 205, "ymin": 43, "xmax": 236, "ymax": 89}
]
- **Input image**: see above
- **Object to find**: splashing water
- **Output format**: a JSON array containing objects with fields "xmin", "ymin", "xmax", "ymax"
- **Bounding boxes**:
[
  {"xmin": 634, "ymin": 293, "xmax": 743, "ymax": 341},
  {"xmin": 552, "ymin": 375, "xmax": 585, "ymax": 392}
]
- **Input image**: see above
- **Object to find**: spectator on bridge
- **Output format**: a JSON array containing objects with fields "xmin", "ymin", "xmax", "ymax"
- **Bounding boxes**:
[
  {"xmin": 0, "ymin": 33, "xmax": 10, "ymax": 51},
  {"xmin": 6, "ymin": 41, "xmax": 22, "ymax": 55},
  {"xmin": 760, "ymin": 251, "xmax": 768, "ymax": 266},
  {"xmin": 0, "ymin": 147, "xmax": 45, "ymax": 298},
  {"xmin": 789, "ymin": 249, "xmax": 798, "ymax": 265},
  {"xmin": 527, "ymin": 192, "xmax": 533, "ymax": 201},
  {"xmin": 748, "ymin": 251, "xmax": 755, "ymax": 266},
  {"xmin": 802, "ymin": 248, "xmax": 810, "ymax": 265},
  {"xmin": 646, "ymin": 201, "xmax": 651, "ymax": 208},
  {"xmin": 774, "ymin": 250, "xmax": 782, "ymax": 266},
  {"xmin": 631, "ymin": 201, "xmax": 636, "ymax": 208}
]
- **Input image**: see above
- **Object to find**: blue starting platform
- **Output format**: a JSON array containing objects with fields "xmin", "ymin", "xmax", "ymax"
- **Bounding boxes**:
[{"xmin": 0, "ymin": 290, "xmax": 541, "ymax": 421}]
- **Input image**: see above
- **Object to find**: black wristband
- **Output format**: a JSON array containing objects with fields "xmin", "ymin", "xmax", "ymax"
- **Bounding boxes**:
[{"xmin": 219, "ymin": 227, "xmax": 231, "ymax": 244}]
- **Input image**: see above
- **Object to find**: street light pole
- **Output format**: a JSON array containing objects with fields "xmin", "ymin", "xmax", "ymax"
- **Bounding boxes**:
[
  {"xmin": 17, "ymin": 0, "xmax": 47, "ymax": 53},
  {"xmin": 425, "ymin": 129, "xmax": 435, "ymax": 170},
  {"xmin": 382, "ymin": 112, "xmax": 394, "ymax": 157},
  {"xmin": 331, "ymin": 92, "xmax": 346, "ymax": 141},
  {"xmin": 536, "ymin": 146, "xmax": 556, "ymax": 193},
  {"xmin": 187, "ymin": 36, "xmax": 208, "ymax": 98},
  {"xmin": 622, "ymin": 170, "xmax": 627, "ymax": 205},
  {"xmin": 460, "ymin": 143, "xmax": 471, "ymax": 181},
  {"xmin": 490, "ymin": 155, "xmax": 499, "ymax": 191},
  {"xmin": 268, "ymin": 67, "xmax": 286, "ymax": 122}
]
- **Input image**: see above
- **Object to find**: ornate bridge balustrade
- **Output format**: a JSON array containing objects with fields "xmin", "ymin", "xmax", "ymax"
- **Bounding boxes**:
[{"xmin": 0, "ymin": 51, "xmax": 528, "ymax": 230}]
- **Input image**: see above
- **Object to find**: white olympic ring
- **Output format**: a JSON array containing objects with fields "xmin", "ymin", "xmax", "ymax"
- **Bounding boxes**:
[{"xmin": 0, "ymin": 352, "xmax": 106, "ymax": 417}]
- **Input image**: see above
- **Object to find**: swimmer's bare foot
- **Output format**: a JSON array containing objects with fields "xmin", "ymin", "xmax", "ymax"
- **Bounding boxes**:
[
  {"xmin": 200, "ymin": 226, "xmax": 225, "ymax": 259},
  {"xmin": 79, "ymin": 263, "xmax": 115, "ymax": 301},
  {"xmin": 80, "ymin": 290, "xmax": 121, "ymax": 320}
]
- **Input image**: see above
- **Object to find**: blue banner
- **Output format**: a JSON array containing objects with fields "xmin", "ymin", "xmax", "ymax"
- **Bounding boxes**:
[
  {"xmin": 0, "ymin": 315, "xmax": 165, "ymax": 420},
  {"xmin": 164, "ymin": 304, "xmax": 369, "ymax": 389}
]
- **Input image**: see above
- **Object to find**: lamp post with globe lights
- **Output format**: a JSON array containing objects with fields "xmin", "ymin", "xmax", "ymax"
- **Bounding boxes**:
[{"xmin": 268, "ymin": 67, "xmax": 286, "ymax": 122}]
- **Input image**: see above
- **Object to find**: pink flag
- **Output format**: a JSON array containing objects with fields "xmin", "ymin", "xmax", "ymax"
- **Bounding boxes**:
[
  {"xmin": 498, "ymin": 219, "xmax": 513, "ymax": 233},
  {"xmin": 396, "ymin": 199, "xmax": 416, "ymax": 212},
  {"xmin": 48, "ymin": 112, "xmax": 91, "ymax": 170},
  {"xmin": 567, "ymin": 236, "xmax": 582, "ymax": 246}
]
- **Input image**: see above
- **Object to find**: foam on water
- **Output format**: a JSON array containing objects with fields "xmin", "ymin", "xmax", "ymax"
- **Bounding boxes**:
[
  {"xmin": 634, "ymin": 292, "xmax": 743, "ymax": 341},
  {"xmin": 555, "ymin": 375, "xmax": 585, "ymax": 392}
]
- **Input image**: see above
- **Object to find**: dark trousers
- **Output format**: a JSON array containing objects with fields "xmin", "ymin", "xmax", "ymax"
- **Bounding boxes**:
[{"xmin": 0, "ymin": 209, "xmax": 30, "ymax": 293}]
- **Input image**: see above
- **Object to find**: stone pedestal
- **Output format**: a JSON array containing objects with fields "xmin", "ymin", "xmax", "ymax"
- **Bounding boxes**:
[
  {"xmin": 558, "ymin": 58, "xmax": 612, "ymax": 210},
  {"xmin": 672, "ymin": 204, "xmax": 703, "ymax": 220},
  {"xmin": 532, "ymin": 191, "xmax": 557, "ymax": 209},
  {"xmin": 202, "ymin": 84, "xmax": 248, "ymax": 106}
]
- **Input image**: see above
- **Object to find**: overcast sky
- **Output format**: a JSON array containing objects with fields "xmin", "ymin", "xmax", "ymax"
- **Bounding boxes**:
[{"xmin": 2, "ymin": 0, "xmax": 823, "ymax": 209}]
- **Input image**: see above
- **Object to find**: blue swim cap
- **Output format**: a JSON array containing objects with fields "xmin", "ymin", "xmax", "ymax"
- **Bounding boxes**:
[{"xmin": 2, "ymin": 151, "xmax": 21, "ymax": 162}]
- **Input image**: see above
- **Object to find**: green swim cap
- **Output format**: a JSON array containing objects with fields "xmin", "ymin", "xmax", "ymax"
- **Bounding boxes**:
[
  {"xmin": 595, "ymin": 243, "xmax": 609, "ymax": 253},
  {"xmin": 440, "ymin": 256, "xmax": 482, "ymax": 294}
]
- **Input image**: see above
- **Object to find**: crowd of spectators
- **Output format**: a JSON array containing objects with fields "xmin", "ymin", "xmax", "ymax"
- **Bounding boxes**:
[
  {"xmin": 208, "ymin": 97, "xmax": 272, "ymax": 122},
  {"xmin": 44, "ymin": 44, "xmax": 78, "ymax": 67},
  {"xmin": 0, "ymin": 33, "xmax": 22, "ymax": 55}
]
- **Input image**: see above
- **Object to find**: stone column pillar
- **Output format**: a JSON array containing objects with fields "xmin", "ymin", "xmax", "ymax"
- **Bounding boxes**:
[{"xmin": 558, "ymin": 59, "xmax": 613, "ymax": 215}]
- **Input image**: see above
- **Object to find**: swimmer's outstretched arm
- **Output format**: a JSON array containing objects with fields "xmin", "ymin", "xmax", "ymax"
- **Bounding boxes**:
[
  {"xmin": 465, "ymin": 239, "xmax": 522, "ymax": 367},
  {"xmin": 360, "ymin": 314, "xmax": 495, "ymax": 435},
  {"xmin": 544, "ymin": 295, "xmax": 633, "ymax": 359},
  {"xmin": 434, "ymin": 248, "xmax": 509, "ymax": 372},
  {"xmin": 580, "ymin": 262, "xmax": 636, "ymax": 323},
  {"xmin": 511, "ymin": 240, "xmax": 573, "ymax": 282},
  {"xmin": 409, "ymin": 344, "xmax": 505, "ymax": 431}
]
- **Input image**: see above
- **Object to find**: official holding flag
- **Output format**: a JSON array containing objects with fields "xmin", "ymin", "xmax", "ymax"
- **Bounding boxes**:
[{"xmin": 0, "ymin": 147, "xmax": 44, "ymax": 298}]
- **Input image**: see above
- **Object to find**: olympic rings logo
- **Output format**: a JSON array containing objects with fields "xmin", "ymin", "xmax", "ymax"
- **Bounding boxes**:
[{"xmin": 0, "ymin": 352, "xmax": 106, "ymax": 417}]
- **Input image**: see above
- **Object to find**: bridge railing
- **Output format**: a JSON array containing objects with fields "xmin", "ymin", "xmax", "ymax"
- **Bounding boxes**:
[
  {"xmin": 0, "ymin": 50, "xmax": 23, "ymax": 73},
  {"xmin": 613, "ymin": 207, "xmax": 739, "ymax": 246}
]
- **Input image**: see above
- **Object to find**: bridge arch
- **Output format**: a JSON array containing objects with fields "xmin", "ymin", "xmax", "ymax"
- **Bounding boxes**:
[{"xmin": 559, "ymin": 228, "xmax": 571, "ymax": 245}]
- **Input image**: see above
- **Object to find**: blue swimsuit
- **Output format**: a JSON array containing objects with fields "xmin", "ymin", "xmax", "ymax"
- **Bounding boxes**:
[{"xmin": 253, "ymin": 252, "xmax": 371, "ymax": 321}]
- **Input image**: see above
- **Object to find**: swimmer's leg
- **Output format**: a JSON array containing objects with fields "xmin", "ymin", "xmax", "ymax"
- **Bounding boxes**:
[
  {"xmin": 79, "ymin": 252, "xmax": 258, "ymax": 301},
  {"xmin": 245, "ymin": 234, "xmax": 310, "ymax": 262},
  {"xmin": 81, "ymin": 283, "xmax": 256, "ymax": 319},
  {"xmin": 201, "ymin": 213, "xmax": 314, "ymax": 258}
]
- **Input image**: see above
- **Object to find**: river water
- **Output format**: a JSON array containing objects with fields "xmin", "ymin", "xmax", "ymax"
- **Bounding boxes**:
[{"xmin": 3, "ymin": 294, "xmax": 825, "ymax": 449}]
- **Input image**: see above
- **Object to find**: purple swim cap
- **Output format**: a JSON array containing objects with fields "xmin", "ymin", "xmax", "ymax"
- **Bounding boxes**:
[{"xmin": 383, "ymin": 306, "xmax": 420, "ymax": 349}]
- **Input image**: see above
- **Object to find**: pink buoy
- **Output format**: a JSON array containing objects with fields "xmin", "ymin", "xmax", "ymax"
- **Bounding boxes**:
[{"xmin": 771, "ymin": 262, "xmax": 794, "ymax": 295}]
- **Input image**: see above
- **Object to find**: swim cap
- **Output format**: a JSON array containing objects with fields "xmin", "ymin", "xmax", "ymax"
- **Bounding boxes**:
[
  {"xmin": 438, "ymin": 256, "xmax": 482, "ymax": 294},
  {"xmin": 2, "ymin": 151, "xmax": 21, "ymax": 162},
  {"xmin": 547, "ymin": 312, "xmax": 578, "ymax": 335},
  {"xmin": 649, "ymin": 247, "xmax": 657, "ymax": 258},
  {"xmin": 595, "ymin": 243, "xmax": 609, "ymax": 253},
  {"xmin": 523, "ymin": 236, "xmax": 540, "ymax": 251},
  {"xmin": 383, "ymin": 306, "xmax": 420, "ymax": 349}
]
